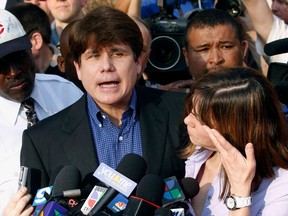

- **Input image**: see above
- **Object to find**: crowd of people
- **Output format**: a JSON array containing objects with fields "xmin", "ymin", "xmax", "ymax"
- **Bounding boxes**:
[{"xmin": 0, "ymin": 0, "xmax": 288, "ymax": 215}]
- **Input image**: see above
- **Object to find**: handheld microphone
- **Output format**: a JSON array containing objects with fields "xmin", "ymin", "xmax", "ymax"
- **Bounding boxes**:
[
  {"xmin": 53, "ymin": 188, "xmax": 92, "ymax": 198},
  {"xmin": 122, "ymin": 174, "xmax": 165, "ymax": 216},
  {"xmin": 167, "ymin": 177, "xmax": 199, "ymax": 216},
  {"xmin": 33, "ymin": 201, "xmax": 68, "ymax": 216},
  {"xmin": 33, "ymin": 165, "xmax": 82, "ymax": 216},
  {"xmin": 51, "ymin": 165, "xmax": 82, "ymax": 197},
  {"xmin": 162, "ymin": 176, "xmax": 185, "ymax": 207},
  {"xmin": 154, "ymin": 207, "xmax": 173, "ymax": 216},
  {"xmin": 88, "ymin": 153, "xmax": 147, "ymax": 215},
  {"xmin": 180, "ymin": 177, "xmax": 200, "ymax": 199},
  {"xmin": 106, "ymin": 193, "xmax": 128, "ymax": 214},
  {"xmin": 264, "ymin": 38, "xmax": 288, "ymax": 56},
  {"xmin": 81, "ymin": 185, "xmax": 108, "ymax": 215}
]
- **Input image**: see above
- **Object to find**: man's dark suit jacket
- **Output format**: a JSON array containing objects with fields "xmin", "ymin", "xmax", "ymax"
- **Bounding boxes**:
[{"xmin": 21, "ymin": 86, "xmax": 187, "ymax": 196}]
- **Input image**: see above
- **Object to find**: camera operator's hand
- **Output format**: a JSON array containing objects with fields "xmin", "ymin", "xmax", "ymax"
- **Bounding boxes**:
[
  {"xmin": 160, "ymin": 79, "xmax": 194, "ymax": 93},
  {"xmin": 4, "ymin": 187, "xmax": 34, "ymax": 216}
]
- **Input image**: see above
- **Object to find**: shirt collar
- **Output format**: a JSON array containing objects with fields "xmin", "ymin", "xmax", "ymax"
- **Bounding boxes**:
[
  {"xmin": 29, "ymin": 77, "xmax": 48, "ymax": 113},
  {"xmin": 0, "ymin": 96, "xmax": 22, "ymax": 126},
  {"xmin": 0, "ymin": 75, "xmax": 48, "ymax": 126}
]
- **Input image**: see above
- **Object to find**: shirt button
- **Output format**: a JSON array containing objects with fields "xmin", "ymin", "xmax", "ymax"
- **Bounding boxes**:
[
  {"xmin": 102, "ymin": 115, "xmax": 106, "ymax": 119},
  {"xmin": 14, "ymin": 172, "xmax": 19, "ymax": 177},
  {"xmin": 118, "ymin": 136, "xmax": 123, "ymax": 141},
  {"xmin": 98, "ymin": 123, "xmax": 102, "ymax": 128}
]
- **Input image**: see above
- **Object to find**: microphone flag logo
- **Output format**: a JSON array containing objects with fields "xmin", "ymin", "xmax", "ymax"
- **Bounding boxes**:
[
  {"xmin": 32, "ymin": 186, "xmax": 53, "ymax": 206},
  {"xmin": 107, "ymin": 193, "xmax": 128, "ymax": 213},
  {"xmin": 81, "ymin": 185, "xmax": 107, "ymax": 215},
  {"xmin": 162, "ymin": 176, "xmax": 185, "ymax": 207},
  {"xmin": 93, "ymin": 163, "xmax": 137, "ymax": 197}
]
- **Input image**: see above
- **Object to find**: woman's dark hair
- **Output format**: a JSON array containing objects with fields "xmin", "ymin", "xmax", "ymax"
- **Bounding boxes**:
[{"xmin": 181, "ymin": 67, "xmax": 288, "ymax": 198}]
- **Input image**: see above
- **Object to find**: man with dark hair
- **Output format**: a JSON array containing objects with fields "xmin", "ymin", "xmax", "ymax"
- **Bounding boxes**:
[
  {"xmin": 8, "ymin": 3, "xmax": 65, "ymax": 78},
  {"xmin": 0, "ymin": 9, "xmax": 83, "ymax": 213},
  {"xmin": 21, "ymin": 4, "xmax": 186, "ymax": 199},
  {"xmin": 161, "ymin": 9, "xmax": 249, "ymax": 92}
]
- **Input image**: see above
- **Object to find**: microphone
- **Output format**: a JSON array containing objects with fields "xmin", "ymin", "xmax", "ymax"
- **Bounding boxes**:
[
  {"xmin": 52, "ymin": 188, "xmax": 92, "ymax": 198},
  {"xmin": 51, "ymin": 165, "xmax": 82, "ymax": 196},
  {"xmin": 180, "ymin": 177, "xmax": 200, "ymax": 199},
  {"xmin": 168, "ymin": 177, "xmax": 199, "ymax": 216},
  {"xmin": 33, "ymin": 165, "xmax": 82, "ymax": 216},
  {"xmin": 122, "ymin": 174, "xmax": 165, "ymax": 216},
  {"xmin": 106, "ymin": 193, "xmax": 128, "ymax": 214},
  {"xmin": 81, "ymin": 185, "xmax": 108, "ymax": 215},
  {"xmin": 264, "ymin": 38, "xmax": 288, "ymax": 56},
  {"xmin": 33, "ymin": 201, "xmax": 68, "ymax": 216},
  {"xmin": 154, "ymin": 207, "xmax": 173, "ymax": 216},
  {"xmin": 162, "ymin": 176, "xmax": 186, "ymax": 207},
  {"xmin": 88, "ymin": 153, "xmax": 147, "ymax": 215}
]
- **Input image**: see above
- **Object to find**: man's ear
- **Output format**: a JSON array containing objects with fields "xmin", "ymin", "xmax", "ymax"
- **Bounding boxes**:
[
  {"xmin": 136, "ymin": 53, "xmax": 143, "ymax": 76},
  {"xmin": 241, "ymin": 40, "xmax": 249, "ymax": 59},
  {"xmin": 30, "ymin": 32, "xmax": 43, "ymax": 51},
  {"xmin": 74, "ymin": 61, "xmax": 82, "ymax": 81}
]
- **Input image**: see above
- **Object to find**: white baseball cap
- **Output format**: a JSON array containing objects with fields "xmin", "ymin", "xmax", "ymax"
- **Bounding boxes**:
[{"xmin": 0, "ymin": 9, "xmax": 32, "ymax": 59}]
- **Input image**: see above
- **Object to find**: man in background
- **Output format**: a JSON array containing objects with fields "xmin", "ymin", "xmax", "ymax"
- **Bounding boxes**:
[
  {"xmin": 8, "ymin": 3, "xmax": 65, "ymax": 78},
  {"xmin": 0, "ymin": 9, "xmax": 83, "ymax": 213},
  {"xmin": 47, "ymin": 0, "xmax": 87, "ymax": 47},
  {"xmin": 161, "ymin": 9, "xmax": 249, "ymax": 92}
]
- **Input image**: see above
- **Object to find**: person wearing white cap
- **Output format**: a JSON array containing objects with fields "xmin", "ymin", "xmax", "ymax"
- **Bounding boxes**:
[{"xmin": 0, "ymin": 9, "xmax": 83, "ymax": 214}]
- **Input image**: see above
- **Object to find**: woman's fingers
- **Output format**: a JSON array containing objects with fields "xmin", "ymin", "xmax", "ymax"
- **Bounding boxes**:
[{"xmin": 4, "ymin": 187, "xmax": 34, "ymax": 216}]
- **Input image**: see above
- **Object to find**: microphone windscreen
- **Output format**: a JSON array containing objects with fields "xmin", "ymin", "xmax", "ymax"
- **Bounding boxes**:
[
  {"xmin": 49, "ymin": 166, "xmax": 64, "ymax": 185},
  {"xmin": 51, "ymin": 165, "xmax": 81, "ymax": 195},
  {"xmin": 116, "ymin": 153, "xmax": 147, "ymax": 183},
  {"xmin": 180, "ymin": 177, "xmax": 200, "ymax": 199},
  {"xmin": 154, "ymin": 207, "xmax": 173, "ymax": 216},
  {"xmin": 136, "ymin": 174, "xmax": 165, "ymax": 206},
  {"xmin": 264, "ymin": 38, "xmax": 288, "ymax": 56}
]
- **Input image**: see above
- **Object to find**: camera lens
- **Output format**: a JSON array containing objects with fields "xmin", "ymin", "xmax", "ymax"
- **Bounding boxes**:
[
  {"xmin": 148, "ymin": 36, "xmax": 181, "ymax": 71},
  {"xmin": 215, "ymin": 0, "xmax": 244, "ymax": 17}
]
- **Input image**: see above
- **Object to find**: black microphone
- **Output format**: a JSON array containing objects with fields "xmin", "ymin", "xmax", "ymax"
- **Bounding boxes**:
[
  {"xmin": 168, "ymin": 177, "xmax": 199, "ymax": 215},
  {"xmin": 52, "ymin": 165, "xmax": 82, "ymax": 196},
  {"xmin": 49, "ymin": 165, "xmax": 65, "ymax": 186},
  {"xmin": 33, "ymin": 165, "xmax": 82, "ymax": 215},
  {"xmin": 180, "ymin": 177, "xmax": 200, "ymax": 199},
  {"xmin": 53, "ymin": 188, "xmax": 92, "ymax": 198},
  {"xmin": 154, "ymin": 207, "xmax": 173, "ymax": 216},
  {"xmin": 122, "ymin": 174, "xmax": 165, "ymax": 216},
  {"xmin": 264, "ymin": 38, "xmax": 288, "ymax": 56},
  {"xmin": 88, "ymin": 153, "xmax": 147, "ymax": 215}
]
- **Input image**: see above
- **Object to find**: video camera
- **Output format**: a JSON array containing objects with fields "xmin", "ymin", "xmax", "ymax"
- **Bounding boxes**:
[
  {"xmin": 145, "ymin": 0, "xmax": 190, "ymax": 85},
  {"xmin": 264, "ymin": 39, "xmax": 288, "ymax": 106}
]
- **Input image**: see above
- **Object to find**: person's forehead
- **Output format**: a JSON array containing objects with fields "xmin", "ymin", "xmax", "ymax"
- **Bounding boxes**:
[
  {"xmin": 190, "ymin": 24, "xmax": 237, "ymax": 34},
  {"xmin": 187, "ymin": 24, "xmax": 239, "ymax": 41}
]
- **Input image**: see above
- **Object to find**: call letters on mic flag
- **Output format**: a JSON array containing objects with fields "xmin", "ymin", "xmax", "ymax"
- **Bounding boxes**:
[
  {"xmin": 81, "ymin": 185, "xmax": 108, "ymax": 215},
  {"xmin": 93, "ymin": 162, "xmax": 137, "ymax": 197}
]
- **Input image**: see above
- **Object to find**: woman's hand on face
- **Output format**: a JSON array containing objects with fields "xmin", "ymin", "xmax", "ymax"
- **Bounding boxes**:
[
  {"xmin": 4, "ymin": 187, "xmax": 34, "ymax": 216},
  {"xmin": 203, "ymin": 125, "xmax": 256, "ymax": 196}
]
